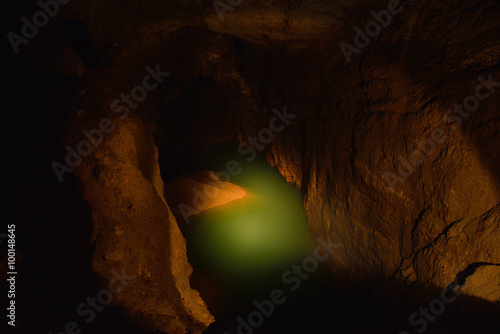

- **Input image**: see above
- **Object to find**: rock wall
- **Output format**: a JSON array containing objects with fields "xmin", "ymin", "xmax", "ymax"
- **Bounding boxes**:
[
  {"xmin": 263, "ymin": 0, "xmax": 500, "ymax": 302},
  {"xmin": 73, "ymin": 115, "xmax": 214, "ymax": 333}
]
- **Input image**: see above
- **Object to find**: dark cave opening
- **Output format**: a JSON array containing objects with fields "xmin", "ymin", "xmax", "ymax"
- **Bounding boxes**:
[{"xmin": 157, "ymin": 142, "xmax": 320, "ymax": 314}]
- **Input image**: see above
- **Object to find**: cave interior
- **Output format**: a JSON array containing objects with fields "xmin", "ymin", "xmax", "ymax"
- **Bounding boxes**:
[{"xmin": 2, "ymin": 0, "xmax": 500, "ymax": 334}]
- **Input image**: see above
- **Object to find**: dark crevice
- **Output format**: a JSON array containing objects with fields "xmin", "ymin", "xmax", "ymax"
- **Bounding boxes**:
[
  {"xmin": 410, "ymin": 209, "xmax": 426, "ymax": 252},
  {"xmin": 412, "ymin": 218, "xmax": 463, "ymax": 261},
  {"xmin": 454, "ymin": 262, "xmax": 500, "ymax": 286}
]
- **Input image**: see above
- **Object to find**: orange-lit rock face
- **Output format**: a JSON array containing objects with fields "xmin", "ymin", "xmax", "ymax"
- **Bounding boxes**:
[
  {"xmin": 74, "ymin": 120, "xmax": 215, "ymax": 334},
  {"xmin": 164, "ymin": 171, "xmax": 248, "ymax": 226}
]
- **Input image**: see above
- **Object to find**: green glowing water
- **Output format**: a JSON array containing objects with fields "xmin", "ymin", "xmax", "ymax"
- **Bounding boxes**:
[{"xmin": 185, "ymin": 149, "xmax": 315, "ymax": 298}]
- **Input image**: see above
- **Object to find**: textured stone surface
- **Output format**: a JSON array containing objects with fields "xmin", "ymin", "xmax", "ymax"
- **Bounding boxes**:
[
  {"xmin": 74, "ymin": 118, "xmax": 214, "ymax": 333},
  {"xmin": 164, "ymin": 171, "xmax": 248, "ymax": 227}
]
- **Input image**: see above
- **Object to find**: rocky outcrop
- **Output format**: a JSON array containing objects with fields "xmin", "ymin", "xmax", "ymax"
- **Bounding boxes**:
[
  {"xmin": 73, "ymin": 117, "xmax": 214, "ymax": 333},
  {"xmin": 164, "ymin": 171, "xmax": 248, "ymax": 228}
]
